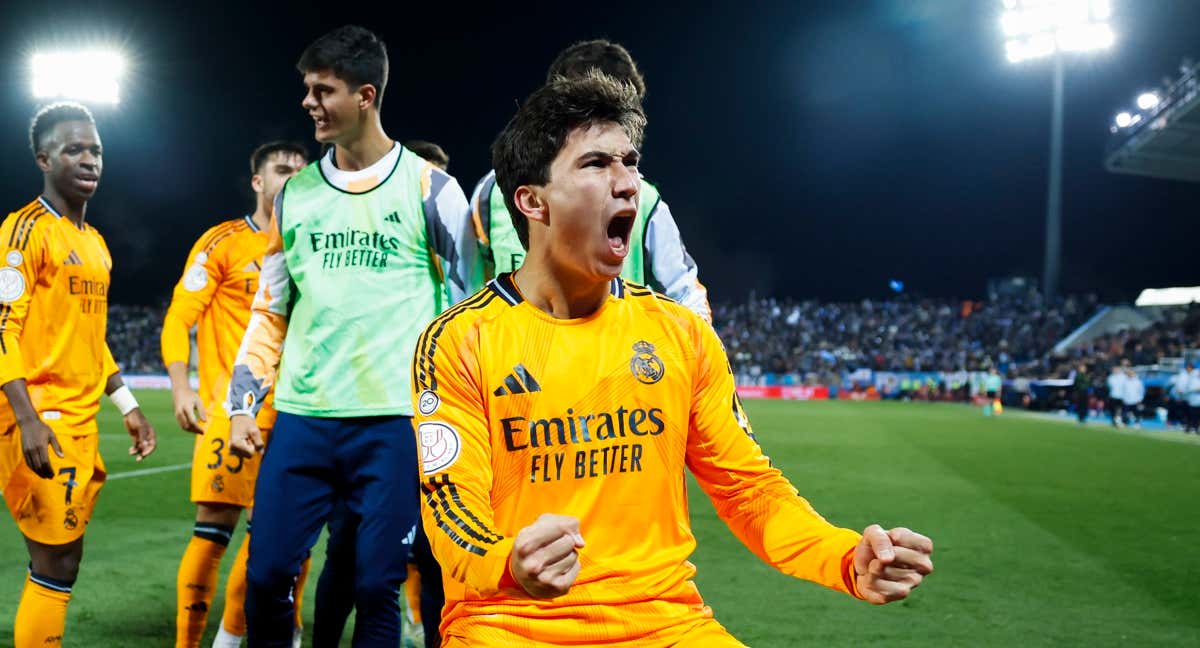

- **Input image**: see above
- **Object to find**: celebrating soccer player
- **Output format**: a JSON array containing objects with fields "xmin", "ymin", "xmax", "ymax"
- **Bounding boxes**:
[
  {"xmin": 412, "ymin": 73, "xmax": 934, "ymax": 646},
  {"xmin": 0, "ymin": 102, "xmax": 157, "ymax": 648},
  {"xmin": 161, "ymin": 142, "xmax": 308, "ymax": 648},
  {"xmin": 470, "ymin": 39, "xmax": 710, "ymax": 320},
  {"xmin": 225, "ymin": 26, "xmax": 476, "ymax": 646}
]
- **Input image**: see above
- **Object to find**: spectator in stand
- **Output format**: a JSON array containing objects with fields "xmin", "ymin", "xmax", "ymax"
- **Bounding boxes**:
[{"xmin": 1120, "ymin": 367, "xmax": 1145, "ymax": 429}]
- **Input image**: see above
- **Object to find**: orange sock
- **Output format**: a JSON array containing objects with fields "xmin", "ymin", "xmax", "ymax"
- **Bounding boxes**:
[
  {"xmin": 177, "ymin": 525, "xmax": 232, "ymax": 647},
  {"xmin": 293, "ymin": 555, "xmax": 312, "ymax": 629},
  {"xmin": 14, "ymin": 571, "xmax": 71, "ymax": 648},
  {"xmin": 221, "ymin": 533, "xmax": 250, "ymax": 637},
  {"xmin": 405, "ymin": 563, "xmax": 422, "ymax": 623}
]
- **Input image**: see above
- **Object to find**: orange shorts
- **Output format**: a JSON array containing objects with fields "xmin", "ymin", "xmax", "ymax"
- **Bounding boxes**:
[
  {"xmin": 189, "ymin": 405, "xmax": 276, "ymax": 507},
  {"xmin": 442, "ymin": 618, "xmax": 746, "ymax": 648},
  {"xmin": 0, "ymin": 415, "xmax": 106, "ymax": 546}
]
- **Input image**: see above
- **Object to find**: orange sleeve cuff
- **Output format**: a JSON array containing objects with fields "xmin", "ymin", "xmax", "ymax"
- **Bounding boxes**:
[
  {"xmin": 842, "ymin": 543, "xmax": 866, "ymax": 600},
  {"xmin": 474, "ymin": 537, "xmax": 518, "ymax": 596}
]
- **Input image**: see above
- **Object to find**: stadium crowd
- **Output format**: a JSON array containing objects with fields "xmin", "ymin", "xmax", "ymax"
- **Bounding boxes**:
[
  {"xmin": 713, "ymin": 292, "xmax": 1098, "ymax": 379},
  {"xmin": 108, "ymin": 294, "xmax": 1200, "ymax": 384},
  {"xmin": 107, "ymin": 303, "xmax": 167, "ymax": 374}
]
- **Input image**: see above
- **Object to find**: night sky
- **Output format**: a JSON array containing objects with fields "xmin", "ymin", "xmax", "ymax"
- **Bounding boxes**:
[{"xmin": 1, "ymin": 0, "xmax": 1198, "ymax": 306}]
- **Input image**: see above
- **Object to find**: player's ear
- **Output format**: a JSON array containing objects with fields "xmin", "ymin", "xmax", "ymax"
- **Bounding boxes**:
[
  {"xmin": 514, "ymin": 185, "xmax": 547, "ymax": 226},
  {"xmin": 357, "ymin": 84, "xmax": 377, "ymax": 111},
  {"xmin": 34, "ymin": 149, "xmax": 51, "ymax": 173},
  {"xmin": 250, "ymin": 174, "xmax": 264, "ymax": 194}
]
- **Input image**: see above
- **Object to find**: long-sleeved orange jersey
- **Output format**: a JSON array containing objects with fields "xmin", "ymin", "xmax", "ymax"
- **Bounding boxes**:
[
  {"xmin": 411, "ymin": 274, "xmax": 865, "ymax": 645},
  {"xmin": 161, "ymin": 216, "xmax": 272, "ymax": 418},
  {"xmin": 0, "ymin": 197, "xmax": 118, "ymax": 434}
]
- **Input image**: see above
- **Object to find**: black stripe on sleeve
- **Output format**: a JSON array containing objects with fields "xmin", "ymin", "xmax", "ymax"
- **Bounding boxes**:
[
  {"xmin": 6, "ymin": 204, "xmax": 38, "ymax": 247},
  {"xmin": 413, "ymin": 291, "xmax": 497, "ymax": 392}
]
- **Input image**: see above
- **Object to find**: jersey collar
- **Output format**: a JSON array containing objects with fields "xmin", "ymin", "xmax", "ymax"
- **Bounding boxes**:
[{"xmin": 487, "ymin": 272, "xmax": 626, "ymax": 307}]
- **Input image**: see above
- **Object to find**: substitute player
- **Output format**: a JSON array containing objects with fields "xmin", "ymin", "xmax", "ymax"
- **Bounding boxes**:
[
  {"xmin": 412, "ymin": 73, "xmax": 934, "ymax": 646},
  {"xmin": 470, "ymin": 39, "xmax": 710, "ymax": 320},
  {"xmin": 0, "ymin": 102, "xmax": 156, "ymax": 648},
  {"xmin": 162, "ymin": 142, "xmax": 308, "ymax": 648},
  {"xmin": 225, "ymin": 26, "xmax": 475, "ymax": 647},
  {"xmin": 313, "ymin": 139, "xmax": 450, "ymax": 648}
]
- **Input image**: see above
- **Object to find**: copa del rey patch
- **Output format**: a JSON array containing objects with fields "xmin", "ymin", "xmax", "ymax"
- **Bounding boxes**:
[{"xmin": 419, "ymin": 421, "xmax": 460, "ymax": 475}]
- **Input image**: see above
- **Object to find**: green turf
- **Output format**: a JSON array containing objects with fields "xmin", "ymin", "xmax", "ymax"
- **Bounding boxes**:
[{"xmin": 2, "ymin": 394, "xmax": 1198, "ymax": 646}]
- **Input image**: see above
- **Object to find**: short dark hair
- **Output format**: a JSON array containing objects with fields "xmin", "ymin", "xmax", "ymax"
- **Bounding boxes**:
[
  {"xmin": 546, "ymin": 39, "xmax": 647, "ymax": 99},
  {"xmin": 403, "ymin": 140, "xmax": 449, "ymax": 170},
  {"xmin": 250, "ymin": 141, "xmax": 309, "ymax": 175},
  {"xmin": 492, "ymin": 72, "xmax": 646, "ymax": 250},
  {"xmin": 29, "ymin": 102, "xmax": 95, "ymax": 156},
  {"xmin": 297, "ymin": 25, "xmax": 389, "ymax": 108}
]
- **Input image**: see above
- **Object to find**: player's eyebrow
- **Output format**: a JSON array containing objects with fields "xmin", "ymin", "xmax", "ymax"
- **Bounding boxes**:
[{"xmin": 578, "ymin": 149, "xmax": 640, "ymax": 165}]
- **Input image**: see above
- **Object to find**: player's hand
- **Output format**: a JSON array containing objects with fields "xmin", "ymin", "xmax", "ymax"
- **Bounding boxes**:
[
  {"xmin": 171, "ymin": 385, "xmax": 207, "ymax": 433},
  {"xmin": 229, "ymin": 414, "xmax": 264, "ymax": 458},
  {"xmin": 18, "ymin": 416, "xmax": 62, "ymax": 479},
  {"xmin": 510, "ymin": 514, "xmax": 586, "ymax": 599},
  {"xmin": 124, "ymin": 408, "xmax": 157, "ymax": 462},
  {"xmin": 853, "ymin": 524, "xmax": 934, "ymax": 605}
]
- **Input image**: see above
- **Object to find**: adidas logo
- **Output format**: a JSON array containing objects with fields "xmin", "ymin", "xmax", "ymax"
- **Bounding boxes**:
[
  {"xmin": 493, "ymin": 364, "xmax": 541, "ymax": 396},
  {"xmin": 63, "ymin": 250, "xmax": 82, "ymax": 265},
  {"xmin": 384, "ymin": 211, "xmax": 402, "ymax": 224}
]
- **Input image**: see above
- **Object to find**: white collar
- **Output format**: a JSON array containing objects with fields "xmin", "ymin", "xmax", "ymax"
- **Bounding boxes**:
[{"xmin": 320, "ymin": 142, "xmax": 401, "ymax": 192}]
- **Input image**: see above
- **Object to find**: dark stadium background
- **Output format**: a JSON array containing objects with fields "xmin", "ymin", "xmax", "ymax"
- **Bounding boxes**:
[{"xmin": 1, "ymin": 0, "xmax": 1199, "ymax": 305}]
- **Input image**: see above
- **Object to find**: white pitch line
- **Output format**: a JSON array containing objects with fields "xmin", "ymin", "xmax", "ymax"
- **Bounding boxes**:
[{"xmin": 107, "ymin": 462, "xmax": 191, "ymax": 480}]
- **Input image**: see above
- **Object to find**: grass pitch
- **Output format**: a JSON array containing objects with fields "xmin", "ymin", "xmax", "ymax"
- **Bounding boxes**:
[{"xmin": 1, "ymin": 393, "xmax": 1197, "ymax": 646}]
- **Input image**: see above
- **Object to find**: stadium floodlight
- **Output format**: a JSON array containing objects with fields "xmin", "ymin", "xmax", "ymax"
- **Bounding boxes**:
[
  {"xmin": 31, "ymin": 50, "xmax": 126, "ymax": 105},
  {"xmin": 1135, "ymin": 92, "xmax": 1160, "ymax": 110},
  {"xmin": 1000, "ymin": 0, "xmax": 1116, "ymax": 301},
  {"xmin": 1002, "ymin": 0, "xmax": 1113, "ymax": 63},
  {"xmin": 1114, "ymin": 111, "xmax": 1133, "ymax": 128}
]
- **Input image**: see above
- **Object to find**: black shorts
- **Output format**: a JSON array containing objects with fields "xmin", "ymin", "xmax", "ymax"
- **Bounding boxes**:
[{"xmin": 986, "ymin": 390, "xmax": 997, "ymax": 399}]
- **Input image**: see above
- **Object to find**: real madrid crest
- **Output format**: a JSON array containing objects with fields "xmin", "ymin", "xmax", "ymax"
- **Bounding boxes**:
[
  {"xmin": 629, "ymin": 340, "xmax": 665, "ymax": 385},
  {"xmin": 211, "ymin": 475, "xmax": 225, "ymax": 493}
]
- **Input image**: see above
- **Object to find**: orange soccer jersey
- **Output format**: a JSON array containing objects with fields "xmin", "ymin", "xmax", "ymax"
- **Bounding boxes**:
[
  {"xmin": 161, "ymin": 216, "xmax": 272, "ymax": 418},
  {"xmin": 412, "ymin": 274, "xmax": 865, "ymax": 646},
  {"xmin": 0, "ymin": 197, "xmax": 118, "ymax": 434}
]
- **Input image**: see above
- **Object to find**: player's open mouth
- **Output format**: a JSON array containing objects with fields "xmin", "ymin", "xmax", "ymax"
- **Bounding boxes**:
[
  {"xmin": 75, "ymin": 173, "xmax": 99, "ymax": 192},
  {"xmin": 313, "ymin": 116, "xmax": 330, "ymax": 129},
  {"xmin": 606, "ymin": 212, "xmax": 635, "ymax": 257}
]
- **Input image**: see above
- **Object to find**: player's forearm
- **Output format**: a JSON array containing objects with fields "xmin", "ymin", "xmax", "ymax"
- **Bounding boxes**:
[
  {"xmin": 226, "ymin": 311, "xmax": 286, "ymax": 416},
  {"xmin": 1, "ymin": 378, "xmax": 40, "ymax": 425},
  {"xmin": 103, "ymin": 372, "xmax": 140, "ymax": 415},
  {"xmin": 166, "ymin": 362, "xmax": 191, "ymax": 393},
  {"xmin": 422, "ymin": 507, "xmax": 516, "ymax": 596},
  {"xmin": 711, "ymin": 480, "xmax": 863, "ymax": 596},
  {"xmin": 160, "ymin": 307, "xmax": 195, "ymax": 368}
]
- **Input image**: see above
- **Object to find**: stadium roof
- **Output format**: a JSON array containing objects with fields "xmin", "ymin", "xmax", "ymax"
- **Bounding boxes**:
[{"xmin": 1134, "ymin": 286, "xmax": 1200, "ymax": 306}]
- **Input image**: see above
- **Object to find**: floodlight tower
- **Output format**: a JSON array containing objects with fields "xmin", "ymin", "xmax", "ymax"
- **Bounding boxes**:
[{"xmin": 1001, "ymin": 0, "xmax": 1114, "ymax": 301}]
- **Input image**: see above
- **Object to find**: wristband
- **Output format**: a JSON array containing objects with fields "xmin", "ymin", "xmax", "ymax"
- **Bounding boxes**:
[{"xmin": 109, "ymin": 385, "xmax": 139, "ymax": 416}]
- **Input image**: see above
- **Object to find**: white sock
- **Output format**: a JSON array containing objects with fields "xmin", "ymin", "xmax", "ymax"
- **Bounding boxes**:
[
  {"xmin": 212, "ymin": 623, "xmax": 243, "ymax": 648},
  {"xmin": 292, "ymin": 625, "xmax": 302, "ymax": 648}
]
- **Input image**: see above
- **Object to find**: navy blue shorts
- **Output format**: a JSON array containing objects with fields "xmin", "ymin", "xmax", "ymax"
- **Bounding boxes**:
[{"xmin": 245, "ymin": 412, "xmax": 419, "ymax": 647}]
